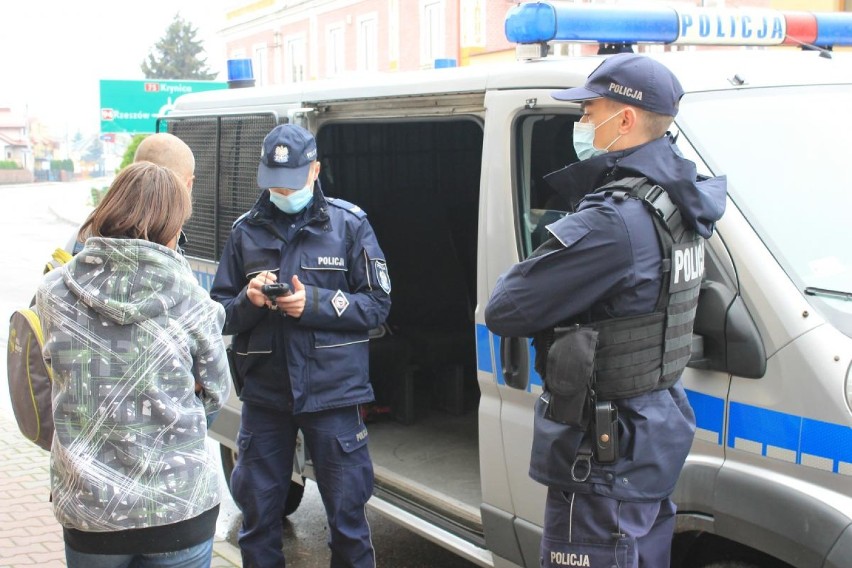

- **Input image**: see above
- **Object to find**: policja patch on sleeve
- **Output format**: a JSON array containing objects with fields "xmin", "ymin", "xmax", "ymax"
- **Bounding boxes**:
[
  {"xmin": 331, "ymin": 289, "xmax": 350, "ymax": 317},
  {"xmin": 375, "ymin": 260, "xmax": 391, "ymax": 294}
]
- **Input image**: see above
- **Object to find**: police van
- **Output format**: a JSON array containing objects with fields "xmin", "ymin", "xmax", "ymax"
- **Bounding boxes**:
[{"xmin": 162, "ymin": 4, "xmax": 852, "ymax": 567}]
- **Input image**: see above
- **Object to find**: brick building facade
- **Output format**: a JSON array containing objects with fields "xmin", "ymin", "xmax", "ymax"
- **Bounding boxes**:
[
  {"xmin": 221, "ymin": 0, "xmax": 846, "ymax": 87},
  {"xmin": 222, "ymin": 0, "xmax": 522, "ymax": 86}
]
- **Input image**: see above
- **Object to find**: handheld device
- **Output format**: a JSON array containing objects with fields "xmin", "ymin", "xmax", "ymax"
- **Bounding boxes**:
[{"xmin": 262, "ymin": 283, "xmax": 292, "ymax": 298}]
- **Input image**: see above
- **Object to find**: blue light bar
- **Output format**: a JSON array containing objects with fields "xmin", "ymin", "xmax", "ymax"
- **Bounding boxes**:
[
  {"xmin": 505, "ymin": 2, "xmax": 852, "ymax": 48},
  {"xmin": 814, "ymin": 12, "xmax": 852, "ymax": 47},
  {"xmin": 506, "ymin": 3, "xmax": 678, "ymax": 44},
  {"xmin": 504, "ymin": 2, "xmax": 558, "ymax": 44},
  {"xmin": 227, "ymin": 58, "xmax": 255, "ymax": 89}
]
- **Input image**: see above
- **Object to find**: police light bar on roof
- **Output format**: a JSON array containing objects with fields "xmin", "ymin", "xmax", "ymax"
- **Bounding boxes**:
[{"xmin": 505, "ymin": 2, "xmax": 852, "ymax": 49}]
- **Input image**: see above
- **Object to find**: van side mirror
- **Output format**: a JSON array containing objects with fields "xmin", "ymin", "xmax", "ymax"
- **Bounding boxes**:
[{"xmin": 688, "ymin": 282, "xmax": 766, "ymax": 378}]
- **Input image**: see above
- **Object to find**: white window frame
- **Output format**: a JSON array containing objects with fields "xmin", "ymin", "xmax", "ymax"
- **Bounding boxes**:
[
  {"xmin": 388, "ymin": 0, "xmax": 400, "ymax": 67},
  {"xmin": 253, "ymin": 43, "xmax": 268, "ymax": 86},
  {"xmin": 326, "ymin": 23, "xmax": 345, "ymax": 78},
  {"xmin": 285, "ymin": 34, "xmax": 307, "ymax": 83},
  {"xmin": 357, "ymin": 13, "xmax": 379, "ymax": 72},
  {"xmin": 420, "ymin": 0, "xmax": 446, "ymax": 68}
]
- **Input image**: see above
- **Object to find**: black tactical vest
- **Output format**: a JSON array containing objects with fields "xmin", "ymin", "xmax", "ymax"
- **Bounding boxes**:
[{"xmin": 551, "ymin": 176, "xmax": 704, "ymax": 401}]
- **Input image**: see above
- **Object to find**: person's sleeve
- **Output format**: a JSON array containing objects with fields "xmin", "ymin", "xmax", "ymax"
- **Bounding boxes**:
[
  {"xmin": 485, "ymin": 206, "xmax": 633, "ymax": 337},
  {"xmin": 210, "ymin": 231, "xmax": 268, "ymax": 336},
  {"xmin": 190, "ymin": 299, "xmax": 232, "ymax": 416},
  {"xmin": 298, "ymin": 219, "xmax": 392, "ymax": 331}
]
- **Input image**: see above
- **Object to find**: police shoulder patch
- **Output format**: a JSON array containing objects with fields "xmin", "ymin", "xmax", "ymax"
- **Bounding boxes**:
[{"xmin": 375, "ymin": 260, "xmax": 391, "ymax": 294}]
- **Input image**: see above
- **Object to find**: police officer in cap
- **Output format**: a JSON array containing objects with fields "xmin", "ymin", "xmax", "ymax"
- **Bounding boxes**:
[
  {"xmin": 485, "ymin": 54, "xmax": 727, "ymax": 567},
  {"xmin": 211, "ymin": 124, "xmax": 391, "ymax": 568}
]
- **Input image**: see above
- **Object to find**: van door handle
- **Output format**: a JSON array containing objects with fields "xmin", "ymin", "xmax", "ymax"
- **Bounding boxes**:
[{"xmin": 500, "ymin": 336, "xmax": 529, "ymax": 390}]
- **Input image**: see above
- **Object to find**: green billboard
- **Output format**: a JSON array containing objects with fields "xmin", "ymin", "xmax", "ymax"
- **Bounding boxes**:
[{"xmin": 99, "ymin": 79, "xmax": 227, "ymax": 134}]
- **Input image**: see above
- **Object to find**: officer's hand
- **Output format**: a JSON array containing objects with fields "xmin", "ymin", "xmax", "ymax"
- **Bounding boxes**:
[
  {"xmin": 275, "ymin": 274, "xmax": 306, "ymax": 318},
  {"xmin": 247, "ymin": 271, "xmax": 277, "ymax": 309}
]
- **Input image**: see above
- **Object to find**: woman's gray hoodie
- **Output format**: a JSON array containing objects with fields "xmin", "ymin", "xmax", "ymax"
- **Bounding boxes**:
[{"xmin": 37, "ymin": 237, "xmax": 231, "ymax": 532}]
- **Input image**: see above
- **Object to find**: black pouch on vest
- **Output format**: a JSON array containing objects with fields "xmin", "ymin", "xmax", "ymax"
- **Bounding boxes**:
[{"xmin": 544, "ymin": 325, "xmax": 598, "ymax": 429}]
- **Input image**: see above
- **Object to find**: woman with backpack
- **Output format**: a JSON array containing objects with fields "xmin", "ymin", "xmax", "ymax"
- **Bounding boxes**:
[{"xmin": 36, "ymin": 161, "xmax": 231, "ymax": 568}]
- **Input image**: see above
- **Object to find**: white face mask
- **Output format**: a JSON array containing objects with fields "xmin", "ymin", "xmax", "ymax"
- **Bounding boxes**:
[
  {"xmin": 572, "ymin": 110, "xmax": 623, "ymax": 161},
  {"xmin": 269, "ymin": 177, "xmax": 314, "ymax": 214}
]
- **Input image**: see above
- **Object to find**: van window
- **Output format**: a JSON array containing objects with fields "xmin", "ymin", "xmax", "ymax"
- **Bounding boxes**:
[
  {"xmin": 514, "ymin": 113, "xmax": 577, "ymax": 257},
  {"xmin": 678, "ymin": 86, "xmax": 852, "ymax": 331}
]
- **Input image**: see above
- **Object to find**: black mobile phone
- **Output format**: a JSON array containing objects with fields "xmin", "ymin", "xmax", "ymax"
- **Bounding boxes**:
[{"xmin": 262, "ymin": 283, "xmax": 292, "ymax": 298}]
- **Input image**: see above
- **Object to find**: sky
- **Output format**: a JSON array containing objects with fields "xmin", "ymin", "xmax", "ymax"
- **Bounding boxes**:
[{"xmin": 0, "ymin": 0, "xmax": 227, "ymax": 138}]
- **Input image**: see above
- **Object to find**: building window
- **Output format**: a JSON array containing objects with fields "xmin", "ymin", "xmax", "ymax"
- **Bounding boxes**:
[
  {"xmin": 420, "ymin": 0, "xmax": 445, "ymax": 68},
  {"xmin": 388, "ymin": 0, "xmax": 399, "ymax": 68},
  {"xmin": 254, "ymin": 44, "xmax": 268, "ymax": 86},
  {"xmin": 286, "ymin": 36, "xmax": 306, "ymax": 83},
  {"xmin": 327, "ymin": 24, "xmax": 345, "ymax": 77},
  {"xmin": 357, "ymin": 14, "xmax": 378, "ymax": 72}
]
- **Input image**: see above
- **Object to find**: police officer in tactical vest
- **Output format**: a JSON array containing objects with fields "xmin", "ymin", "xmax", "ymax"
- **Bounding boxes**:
[{"xmin": 485, "ymin": 54, "xmax": 727, "ymax": 567}]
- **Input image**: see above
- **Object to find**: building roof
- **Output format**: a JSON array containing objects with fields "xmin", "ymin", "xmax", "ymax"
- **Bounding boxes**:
[{"xmin": 0, "ymin": 131, "xmax": 29, "ymax": 147}]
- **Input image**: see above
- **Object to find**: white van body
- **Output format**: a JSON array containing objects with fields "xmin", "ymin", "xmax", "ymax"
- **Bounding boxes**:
[{"xmin": 164, "ymin": 48, "xmax": 852, "ymax": 568}]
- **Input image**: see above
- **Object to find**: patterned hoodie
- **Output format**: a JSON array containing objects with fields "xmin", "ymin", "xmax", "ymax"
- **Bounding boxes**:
[{"xmin": 37, "ymin": 237, "xmax": 231, "ymax": 533}]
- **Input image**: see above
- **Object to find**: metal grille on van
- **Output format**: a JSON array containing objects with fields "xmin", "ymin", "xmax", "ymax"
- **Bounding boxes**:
[{"xmin": 159, "ymin": 113, "xmax": 279, "ymax": 261}]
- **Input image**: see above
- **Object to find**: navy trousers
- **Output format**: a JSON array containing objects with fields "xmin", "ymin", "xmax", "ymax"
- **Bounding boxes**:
[
  {"xmin": 231, "ymin": 403, "xmax": 375, "ymax": 568},
  {"xmin": 540, "ymin": 489, "xmax": 676, "ymax": 568}
]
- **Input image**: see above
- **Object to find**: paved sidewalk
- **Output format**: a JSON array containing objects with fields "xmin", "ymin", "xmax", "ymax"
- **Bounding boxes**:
[
  {"xmin": 1, "ymin": 179, "xmax": 244, "ymax": 566},
  {"xmin": 0, "ymin": 410, "xmax": 243, "ymax": 567}
]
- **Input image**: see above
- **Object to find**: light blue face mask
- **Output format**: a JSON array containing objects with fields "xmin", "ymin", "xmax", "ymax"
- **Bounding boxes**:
[
  {"xmin": 572, "ymin": 110, "xmax": 623, "ymax": 161},
  {"xmin": 269, "ymin": 180, "xmax": 314, "ymax": 214}
]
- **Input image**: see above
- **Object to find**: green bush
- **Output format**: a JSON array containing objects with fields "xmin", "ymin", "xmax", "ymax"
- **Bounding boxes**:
[
  {"xmin": 119, "ymin": 134, "xmax": 148, "ymax": 172},
  {"xmin": 50, "ymin": 159, "xmax": 74, "ymax": 172},
  {"xmin": 90, "ymin": 186, "xmax": 110, "ymax": 207},
  {"xmin": 0, "ymin": 160, "xmax": 20, "ymax": 169}
]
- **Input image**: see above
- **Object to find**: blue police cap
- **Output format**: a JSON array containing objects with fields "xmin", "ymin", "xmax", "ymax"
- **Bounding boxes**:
[
  {"xmin": 552, "ymin": 53, "xmax": 684, "ymax": 117},
  {"xmin": 257, "ymin": 124, "xmax": 318, "ymax": 190}
]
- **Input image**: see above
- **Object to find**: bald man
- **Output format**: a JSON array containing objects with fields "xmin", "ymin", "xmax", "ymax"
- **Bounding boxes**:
[{"xmin": 134, "ymin": 132, "xmax": 195, "ymax": 192}]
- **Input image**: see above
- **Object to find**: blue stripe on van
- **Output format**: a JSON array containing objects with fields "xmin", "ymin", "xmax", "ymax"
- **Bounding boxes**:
[
  {"xmin": 492, "ymin": 331, "xmax": 505, "ymax": 385},
  {"xmin": 728, "ymin": 401, "xmax": 852, "ymax": 473},
  {"xmin": 476, "ymin": 324, "xmax": 493, "ymax": 374},
  {"xmin": 685, "ymin": 389, "xmax": 724, "ymax": 445},
  {"xmin": 478, "ymin": 325, "xmax": 850, "ymax": 475},
  {"xmin": 193, "ymin": 269, "xmax": 215, "ymax": 292},
  {"xmin": 801, "ymin": 418, "xmax": 852, "ymax": 473},
  {"xmin": 728, "ymin": 402, "xmax": 801, "ymax": 455}
]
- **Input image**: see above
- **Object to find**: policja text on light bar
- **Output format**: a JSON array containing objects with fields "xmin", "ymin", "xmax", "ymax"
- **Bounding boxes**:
[{"xmin": 505, "ymin": 2, "xmax": 852, "ymax": 49}]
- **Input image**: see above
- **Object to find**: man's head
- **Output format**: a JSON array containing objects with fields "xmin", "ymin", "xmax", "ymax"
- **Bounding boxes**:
[
  {"xmin": 257, "ymin": 124, "xmax": 320, "ymax": 192},
  {"xmin": 552, "ymin": 54, "xmax": 683, "ymax": 153},
  {"xmin": 134, "ymin": 133, "xmax": 195, "ymax": 192}
]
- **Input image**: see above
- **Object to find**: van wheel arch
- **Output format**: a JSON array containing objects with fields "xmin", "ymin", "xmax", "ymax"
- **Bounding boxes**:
[
  {"xmin": 673, "ymin": 531, "xmax": 793, "ymax": 568},
  {"xmin": 219, "ymin": 444, "xmax": 306, "ymax": 517}
]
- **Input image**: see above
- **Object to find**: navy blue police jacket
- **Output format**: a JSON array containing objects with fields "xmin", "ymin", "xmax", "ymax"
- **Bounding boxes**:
[
  {"xmin": 485, "ymin": 135, "xmax": 726, "ymax": 501},
  {"xmin": 210, "ymin": 187, "xmax": 391, "ymax": 414}
]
